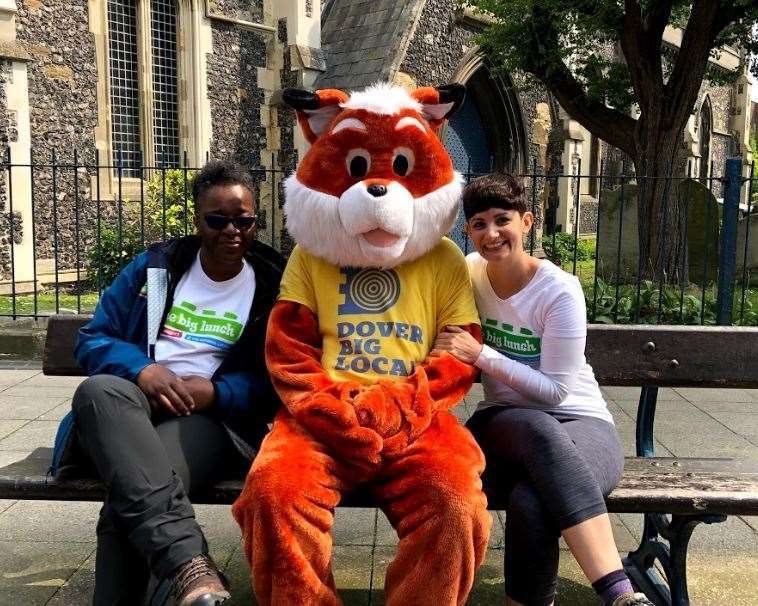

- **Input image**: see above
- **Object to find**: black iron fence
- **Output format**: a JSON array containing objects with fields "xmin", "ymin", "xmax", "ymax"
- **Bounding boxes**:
[{"xmin": 0, "ymin": 149, "xmax": 755, "ymax": 326}]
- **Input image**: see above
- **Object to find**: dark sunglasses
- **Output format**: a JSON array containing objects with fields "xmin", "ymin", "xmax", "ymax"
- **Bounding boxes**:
[{"xmin": 203, "ymin": 213, "xmax": 257, "ymax": 231}]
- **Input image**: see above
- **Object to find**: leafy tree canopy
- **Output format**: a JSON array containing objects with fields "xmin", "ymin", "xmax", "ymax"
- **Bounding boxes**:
[{"xmin": 463, "ymin": 0, "xmax": 758, "ymax": 157}]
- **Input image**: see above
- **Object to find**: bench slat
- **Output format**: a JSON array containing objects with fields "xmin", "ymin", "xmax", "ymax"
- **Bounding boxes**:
[
  {"xmin": 42, "ymin": 315, "xmax": 758, "ymax": 387},
  {"xmin": 2, "ymin": 449, "xmax": 757, "ymax": 516}
]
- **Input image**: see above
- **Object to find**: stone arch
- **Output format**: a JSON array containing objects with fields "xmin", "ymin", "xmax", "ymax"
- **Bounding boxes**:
[{"xmin": 445, "ymin": 49, "xmax": 528, "ymax": 173}]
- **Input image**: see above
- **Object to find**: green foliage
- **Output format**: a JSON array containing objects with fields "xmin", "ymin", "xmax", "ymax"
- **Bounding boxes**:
[
  {"xmin": 144, "ymin": 169, "xmax": 196, "ymax": 243},
  {"xmin": 86, "ymin": 220, "xmax": 144, "ymax": 290},
  {"xmin": 543, "ymin": 233, "xmax": 596, "ymax": 265},
  {"xmin": 87, "ymin": 169, "xmax": 196, "ymax": 289},
  {"xmin": 585, "ymin": 277, "xmax": 758, "ymax": 326},
  {"xmin": 462, "ymin": 0, "xmax": 758, "ymax": 132}
]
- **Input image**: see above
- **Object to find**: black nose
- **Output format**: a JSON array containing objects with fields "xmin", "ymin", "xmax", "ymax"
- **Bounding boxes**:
[{"xmin": 367, "ymin": 184, "xmax": 387, "ymax": 198}]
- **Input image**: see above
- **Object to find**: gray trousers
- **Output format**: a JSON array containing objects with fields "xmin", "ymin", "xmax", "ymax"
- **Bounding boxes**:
[
  {"xmin": 466, "ymin": 406, "xmax": 624, "ymax": 606},
  {"xmin": 71, "ymin": 374, "xmax": 247, "ymax": 606}
]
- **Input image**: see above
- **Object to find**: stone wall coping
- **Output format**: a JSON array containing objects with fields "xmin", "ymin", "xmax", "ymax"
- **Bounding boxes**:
[{"xmin": 0, "ymin": 40, "xmax": 32, "ymax": 62}]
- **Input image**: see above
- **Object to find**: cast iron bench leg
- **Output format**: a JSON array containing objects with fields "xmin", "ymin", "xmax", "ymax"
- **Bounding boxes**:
[
  {"xmin": 626, "ymin": 386, "xmax": 727, "ymax": 606},
  {"xmin": 624, "ymin": 512, "xmax": 726, "ymax": 606}
]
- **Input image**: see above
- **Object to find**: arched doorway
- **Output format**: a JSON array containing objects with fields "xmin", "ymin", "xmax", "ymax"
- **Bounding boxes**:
[{"xmin": 443, "ymin": 59, "xmax": 527, "ymax": 252}]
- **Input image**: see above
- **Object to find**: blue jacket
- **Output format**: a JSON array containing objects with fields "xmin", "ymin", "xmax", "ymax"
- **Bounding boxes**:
[{"xmin": 51, "ymin": 236, "xmax": 284, "ymax": 474}]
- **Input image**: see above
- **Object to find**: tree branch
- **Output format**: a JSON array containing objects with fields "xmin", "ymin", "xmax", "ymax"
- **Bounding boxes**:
[
  {"xmin": 643, "ymin": 0, "xmax": 674, "ymax": 38},
  {"xmin": 665, "ymin": 0, "xmax": 722, "ymax": 130},
  {"xmin": 525, "ymin": 6, "xmax": 637, "ymax": 156}
]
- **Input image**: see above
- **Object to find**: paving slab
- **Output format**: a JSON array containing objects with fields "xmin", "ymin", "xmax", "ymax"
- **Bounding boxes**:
[
  {"xmin": 0, "ymin": 419, "xmax": 26, "ymax": 441},
  {"xmin": 0, "ymin": 369, "xmax": 41, "ymax": 387},
  {"xmin": 652, "ymin": 413, "xmax": 758, "ymax": 459},
  {"xmin": 220, "ymin": 544, "xmax": 376, "ymax": 606},
  {"xmin": 44, "ymin": 549, "xmax": 96, "ymax": 606},
  {"xmin": 675, "ymin": 387, "xmax": 758, "ymax": 403},
  {"xmin": 37, "ymin": 402, "xmax": 71, "ymax": 422},
  {"xmin": 194, "ymin": 504, "xmax": 244, "ymax": 569},
  {"xmin": 333, "ymin": 506, "xmax": 376, "ymax": 546},
  {"xmin": 684, "ymin": 552, "xmax": 758, "ymax": 606},
  {"xmin": 0, "ymin": 419, "xmax": 58, "ymax": 452},
  {"xmin": 0, "ymin": 500, "xmax": 100, "ymax": 543},
  {"xmin": 706, "ymin": 412, "xmax": 758, "ymax": 446},
  {"xmin": 0, "ymin": 394, "xmax": 68, "ymax": 420},
  {"xmin": 0, "ymin": 540, "xmax": 92, "ymax": 606},
  {"xmin": 740, "ymin": 514, "xmax": 758, "ymax": 534},
  {"xmin": 602, "ymin": 386, "xmax": 688, "ymax": 402},
  {"xmin": 0, "ymin": 385, "xmax": 79, "ymax": 399},
  {"xmin": 19, "ymin": 375, "xmax": 84, "ymax": 389},
  {"xmin": 0, "ymin": 449, "xmax": 29, "ymax": 467},
  {"xmin": 611, "ymin": 397, "xmax": 694, "ymax": 418}
]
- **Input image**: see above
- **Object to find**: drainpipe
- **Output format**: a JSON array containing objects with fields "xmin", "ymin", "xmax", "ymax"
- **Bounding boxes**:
[{"xmin": 204, "ymin": 0, "xmax": 276, "ymax": 35}]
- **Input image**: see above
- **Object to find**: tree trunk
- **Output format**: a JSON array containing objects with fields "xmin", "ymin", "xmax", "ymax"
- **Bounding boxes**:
[{"xmin": 634, "ymin": 122, "xmax": 689, "ymax": 285}]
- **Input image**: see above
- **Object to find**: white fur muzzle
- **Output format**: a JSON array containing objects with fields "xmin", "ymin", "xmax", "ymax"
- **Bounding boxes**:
[{"xmin": 283, "ymin": 174, "xmax": 464, "ymax": 269}]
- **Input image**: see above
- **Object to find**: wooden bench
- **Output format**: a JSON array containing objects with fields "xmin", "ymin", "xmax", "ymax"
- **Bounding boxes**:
[{"xmin": 2, "ymin": 315, "xmax": 758, "ymax": 606}]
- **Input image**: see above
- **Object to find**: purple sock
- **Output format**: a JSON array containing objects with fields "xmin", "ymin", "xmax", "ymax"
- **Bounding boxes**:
[{"xmin": 592, "ymin": 569, "xmax": 634, "ymax": 606}]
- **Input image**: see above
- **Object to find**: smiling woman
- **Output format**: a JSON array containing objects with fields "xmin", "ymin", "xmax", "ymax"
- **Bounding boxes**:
[{"xmin": 433, "ymin": 173, "xmax": 653, "ymax": 606}]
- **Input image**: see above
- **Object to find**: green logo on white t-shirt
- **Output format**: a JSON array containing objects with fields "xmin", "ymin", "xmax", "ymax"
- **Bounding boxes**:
[
  {"xmin": 482, "ymin": 319, "xmax": 541, "ymax": 367},
  {"xmin": 162, "ymin": 300, "xmax": 243, "ymax": 349}
]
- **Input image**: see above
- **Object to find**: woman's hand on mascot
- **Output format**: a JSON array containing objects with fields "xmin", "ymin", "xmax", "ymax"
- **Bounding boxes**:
[
  {"xmin": 137, "ymin": 363, "xmax": 195, "ymax": 416},
  {"xmin": 432, "ymin": 326, "xmax": 483, "ymax": 365}
]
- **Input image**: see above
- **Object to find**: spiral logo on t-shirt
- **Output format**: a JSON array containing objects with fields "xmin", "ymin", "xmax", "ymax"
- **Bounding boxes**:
[{"xmin": 338, "ymin": 268, "xmax": 400, "ymax": 315}]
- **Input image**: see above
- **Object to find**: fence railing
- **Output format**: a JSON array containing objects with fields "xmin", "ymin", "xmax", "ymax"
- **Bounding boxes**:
[{"xmin": 0, "ymin": 149, "xmax": 755, "ymax": 326}]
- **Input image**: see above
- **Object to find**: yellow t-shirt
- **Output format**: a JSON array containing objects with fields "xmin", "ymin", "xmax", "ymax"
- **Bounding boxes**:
[{"xmin": 279, "ymin": 238, "xmax": 480, "ymax": 384}]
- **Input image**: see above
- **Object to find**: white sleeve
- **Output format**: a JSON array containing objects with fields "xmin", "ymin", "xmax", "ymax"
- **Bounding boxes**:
[{"xmin": 474, "ymin": 289, "xmax": 587, "ymax": 406}]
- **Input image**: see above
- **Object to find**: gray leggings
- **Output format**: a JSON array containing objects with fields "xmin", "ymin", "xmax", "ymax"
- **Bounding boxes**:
[{"xmin": 466, "ymin": 406, "xmax": 624, "ymax": 606}]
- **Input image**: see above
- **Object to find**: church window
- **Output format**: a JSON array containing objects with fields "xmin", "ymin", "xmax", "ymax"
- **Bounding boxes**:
[{"xmin": 107, "ymin": 0, "xmax": 181, "ymax": 175}]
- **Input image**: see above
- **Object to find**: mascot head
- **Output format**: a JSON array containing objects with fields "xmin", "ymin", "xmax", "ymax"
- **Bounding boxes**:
[{"xmin": 282, "ymin": 82, "xmax": 465, "ymax": 269}]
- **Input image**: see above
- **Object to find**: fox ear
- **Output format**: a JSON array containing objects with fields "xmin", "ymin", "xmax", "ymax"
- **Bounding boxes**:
[
  {"xmin": 282, "ymin": 88, "xmax": 349, "ymax": 144},
  {"xmin": 410, "ymin": 84, "xmax": 466, "ymax": 131}
]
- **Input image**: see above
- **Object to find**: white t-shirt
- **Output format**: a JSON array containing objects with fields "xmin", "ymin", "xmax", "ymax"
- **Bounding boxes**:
[
  {"xmin": 466, "ymin": 254, "xmax": 613, "ymax": 424},
  {"xmin": 154, "ymin": 253, "xmax": 256, "ymax": 379}
]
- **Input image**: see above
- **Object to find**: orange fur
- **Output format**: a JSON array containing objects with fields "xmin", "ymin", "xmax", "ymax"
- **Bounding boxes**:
[
  {"xmin": 295, "ymin": 108, "xmax": 455, "ymax": 199},
  {"xmin": 233, "ymin": 84, "xmax": 489, "ymax": 605},
  {"xmin": 232, "ymin": 407, "xmax": 491, "ymax": 606}
]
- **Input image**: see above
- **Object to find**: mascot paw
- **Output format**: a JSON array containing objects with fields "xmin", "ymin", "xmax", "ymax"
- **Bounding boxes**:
[{"xmin": 353, "ymin": 384, "xmax": 404, "ymax": 437}]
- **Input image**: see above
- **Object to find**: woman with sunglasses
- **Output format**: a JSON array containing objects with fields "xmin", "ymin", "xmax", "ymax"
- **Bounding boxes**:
[{"xmin": 51, "ymin": 161, "xmax": 284, "ymax": 606}]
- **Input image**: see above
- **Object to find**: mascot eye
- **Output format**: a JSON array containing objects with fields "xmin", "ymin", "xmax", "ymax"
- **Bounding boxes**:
[
  {"xmin": 346, "ymin": 149, "xmax": 371, "ymax": 178},
  {"xmin": 392, "ymin": 148, "xmax": 415, "ymax": 177}
]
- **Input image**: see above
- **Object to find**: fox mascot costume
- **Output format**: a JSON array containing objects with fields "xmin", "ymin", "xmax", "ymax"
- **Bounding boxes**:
[{"xmin": 232, "ymin": 82, "xmax": 491, "ymax": 605}]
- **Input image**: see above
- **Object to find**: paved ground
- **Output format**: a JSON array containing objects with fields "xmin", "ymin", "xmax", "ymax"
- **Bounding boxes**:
[{"xmin": 0, "ymin": 367, "xmax": 756, "ymax": 605}]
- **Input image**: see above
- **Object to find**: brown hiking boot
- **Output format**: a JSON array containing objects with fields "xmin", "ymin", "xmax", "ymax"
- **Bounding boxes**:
[{"xmin": 166, "ymin": 554, "xmax": 230, "ymax": 606}]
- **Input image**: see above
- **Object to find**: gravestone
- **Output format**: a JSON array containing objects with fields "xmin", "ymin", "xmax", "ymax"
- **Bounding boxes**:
[
  {"xmin": 596, "ymin": 183, "xmax": 639, "ymax": 282},
  {"xmin": 597, "ymin": 179, "xmax": 722, "ymax": 285},
  {"xmin": 680, "ymin": 179, "xmax": 720, "ymax": 285}
]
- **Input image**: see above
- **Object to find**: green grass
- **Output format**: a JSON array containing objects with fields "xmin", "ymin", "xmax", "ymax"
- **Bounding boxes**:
[{"xmin": 0, "ymin": 291, "xmax": 100, "ymax": 316}]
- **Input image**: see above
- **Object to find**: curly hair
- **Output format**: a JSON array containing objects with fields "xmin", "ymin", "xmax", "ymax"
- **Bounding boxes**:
[
  {"xmin": 192, "ymin": 160, "xmax": 255, "ymax": 208},
  {"xmin": 462, "ymin": 173, "xmax": 527, "ymax": 219}
]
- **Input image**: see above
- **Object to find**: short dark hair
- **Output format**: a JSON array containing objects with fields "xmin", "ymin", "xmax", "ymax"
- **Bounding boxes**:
[
  {"xmin": 192, "ymin": 160, "xmax": 255, "ymax": 208},
  {"xmin": 462, "ymin": 173, "xmax": 527, "ymax": 219}
]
